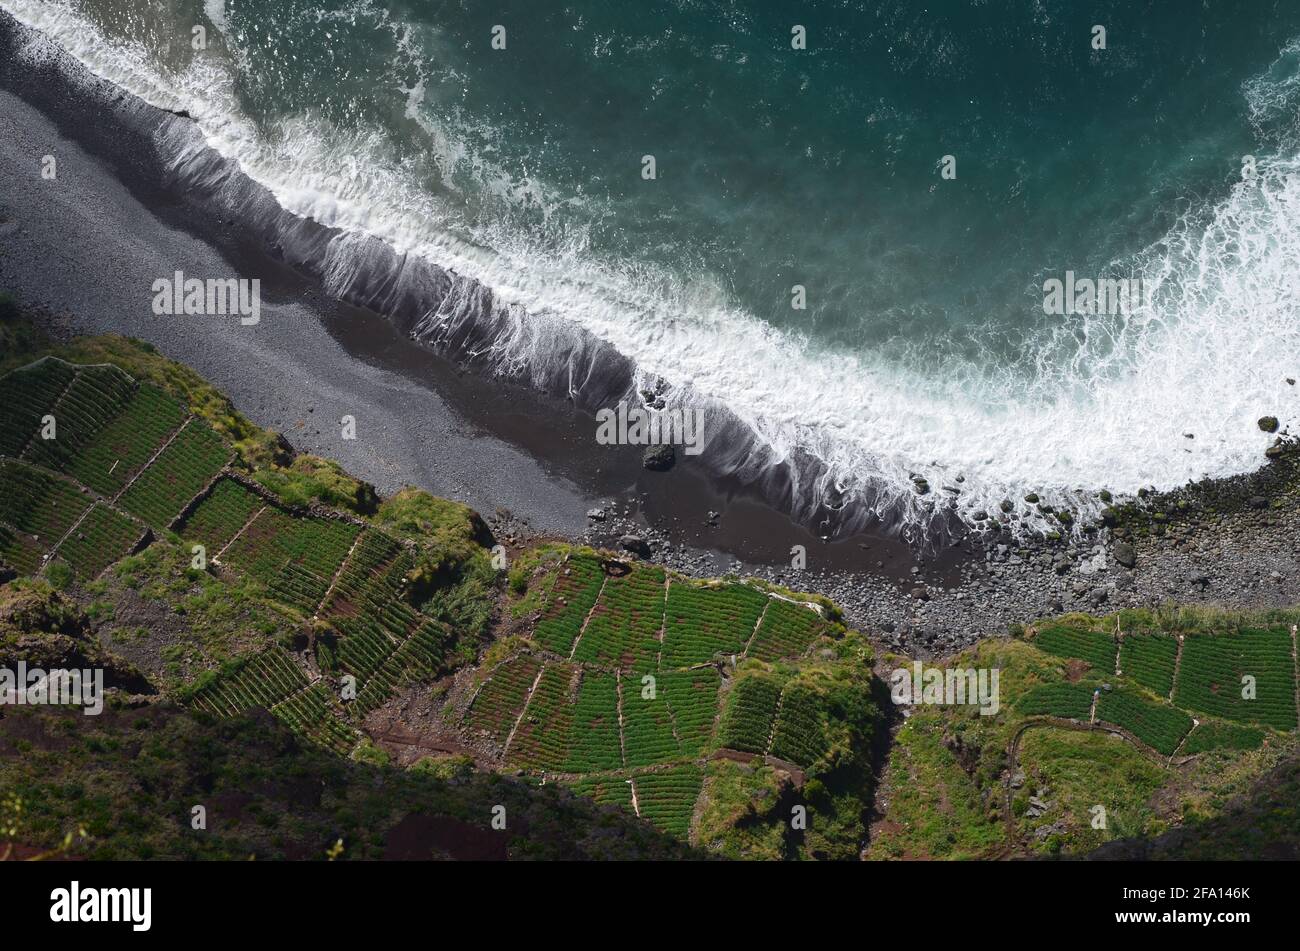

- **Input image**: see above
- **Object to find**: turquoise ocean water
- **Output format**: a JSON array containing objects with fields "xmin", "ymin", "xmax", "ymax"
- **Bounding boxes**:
[{"xmin": 7, "ymin": 0, "xmax": 1300, "ymax": 532}]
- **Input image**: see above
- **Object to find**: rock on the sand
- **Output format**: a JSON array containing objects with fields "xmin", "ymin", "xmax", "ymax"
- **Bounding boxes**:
[
  {"xmin": 620, "ymin": 535, "xmax": 653, "ymax": 557},
  {"xmin": 1112, "ymin": 541, "xmax": 1137, "ymax": 568},
  {"xmin": 643, "ymin": 445, "xmax": 676, "ymax": 471}
]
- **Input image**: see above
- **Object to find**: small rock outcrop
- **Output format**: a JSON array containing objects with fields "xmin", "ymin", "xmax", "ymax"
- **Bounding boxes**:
[{"xmin": 642, "ymin": 445, "xmax": 676, "ymax": 471}]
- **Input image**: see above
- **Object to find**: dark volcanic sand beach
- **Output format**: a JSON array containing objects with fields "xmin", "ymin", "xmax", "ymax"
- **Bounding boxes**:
[
  {"xmin": 3, "ymin": 9, "xmax": 1300, "ymax": 657},
  {"xmin": 0, "ymin": 11, "xmax": 949, "ymax": 570}
]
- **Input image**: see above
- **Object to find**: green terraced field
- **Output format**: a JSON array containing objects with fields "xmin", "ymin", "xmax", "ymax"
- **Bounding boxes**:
[
  {"xmin": 270, "ymin": 683, "xmax": 359, "ymax": 755},
  {"xmin": 1095, "ymin": 689, "xmax": 1194, "ymax": 756},
  {"xmin": 1180, "ymin": 720, "xmax": 1267, "ymax": 754},
  {"xmin": 189, "ymin": 650, "xmax": 358, "ymax": 755},
  {"xmin": 223, "ymin": 506, "xmax": 359, "ymax": 594},
  {"xmin": 662, "ymin": 581, "xmax": 768, "ymax": 668},
  {"xmin": 661, "ymin": 668, "xmax": 721, "ymax": 757},
  {"xmin": 464, "ymin": 654, "xmax": 543, "ymax": 742},
  {"xmin": 179, "ymin": 477, "xmax": 264, "ymax": 553},
  {"xmin": 632, "ymin": 764, "xmax": 703, "ymax": 837},
  {"xmin": 319, "ymin": 531, "xmax": 414, "ymax": 672},
  {"xmin": 768, "ymin": 683, "xmax": 828, "ymax": 767},
  {"xmin": 490, "ymin": 560, "xmax": 848, "ymax": 840},
  {"xmin": 1016, "ymin": 682, "xmax": 1096, "ymax": 720},
  {"xmin": 508, "ymin": 662, "xmax": 578, "ymax": 769},
  {"xmin": 69, "ymin": 383, "xmax": 187, "ymax": 496},
  {"xmin": 336, "ymin": 607, "xmax": 418, "ymax": 678},
  {"xmin": 562, "ymin": 671, "xmax": 624, "ymax": 773},
  {"xmin": 1118, "ymin": 633, "xmax": 1179, "ymax": 696},
  {"xmin": 0, "ymin": 460, "xmax": 92, "ymax": 573},
  {"xmin": 22, "ymin": 365, "xmax": 137, "ymax": 473},
  {"xmin": 1033, "ymin": 622, "xmax": 1117, "ymax": 672},
  {"xmin": 0, "ymin": 523, "xmax": 40, "ymax": 576},
  {"xmin": 572, "ymin": 564, "xmax": 665, "ymax": 671},
  {"xmin": 533, "ymin": 554, "xmax": 605, "ymax": 655},
  {"xmin": 747, "ymin": 597, "xmax": 827, "ymax": 662},
  {"xmin": 118, "ymin": 421, "xmax": 229, "ymax": 528},
  {"xmin": 351, "ymin": 619, "xmax": 449, "ymax": 717},
  {"xmin": 53, "ymin": 502, "xmax": 143, "ymax": 580},
  {"xmin": 716, "ymin": 674, "xmax": 782, "ymax": 754},
  {"xmin": 189, "ymin": 648, "xmax": 309, "ymax": 717},
  {"xmin": 566, "ymin": 774, "xmax": 634, "ymax": 810},
  {"xmin": 621, "ymin": 676, "xmax": 683, "ymax": 767},
  {"xmin": 330, "ymin": 530, "xmax": 404, "ymax": 596},
  {"xmin": 0, "ymin": 358, "xmax": 77, "ymax": 457},
  {"xmin": 1173, "ymin": 628, "xmax": 1297, "ymax": 730}
]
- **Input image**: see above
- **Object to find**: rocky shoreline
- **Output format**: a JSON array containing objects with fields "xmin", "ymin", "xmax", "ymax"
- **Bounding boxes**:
[{"xmin": 501, "ymin": 433, "xmax": 1300, "ymax": 658}]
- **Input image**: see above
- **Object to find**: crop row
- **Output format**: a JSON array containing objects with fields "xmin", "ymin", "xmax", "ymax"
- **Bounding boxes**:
[
  {"xmin": 768, "ymin": 683, "xmax": 828, "ymax": 767},
  {"xmin": 716, "ymin": 674, "xmax": 782, "ymax": 754},
  {"xmin": 189, "ymin": 648, "xmax": 309, "ymax": 717},
  {"xmin": 180, "ymin": 477, "xmax": 263, "ymax": 553},
  {"xmin": 621, "ymin": 675, "xmax": 682, "ymax": 767},
  {"xmin": 1033, "ymin": 623, "xmax": 1117, "ymax": 671},
  {"xmin": 561, "ymin": 671, "xmax": 624, "ymax": 773},
  {"xmin": 271, "ymin": 683, "xmax": 358, "ymax": 755},
  {"xmin": 566, "ymin": 775, "xmax": 634, "ymax": 811},
  {"xmin": 1095, "ymin": 689, "xmax": 1194, "ymax": 756},
  {"xmin": 268, "ymin": 560, "xmax": 333, "ymax": 615},
  {"xmin": 351, "ymin": 620, "xmax": 449, "ymax": 717},
  {"xmin": 661, "ymin": 582, "xmax": 768, "ymax": 669},
  {"xmin": 0, "ymin": 358, "xmax": 77, "ymax": 457},
  {"xmin": 534, "ymin": 554, "xmax": 605, "ymax": 655},
  {"xmin": 572, "ymin": 564, "xmax": 665, "ymax": 671},
  {"xmin": 0, "ymin": 460, "xmax": 92, "ymax": 538},
  {"xmin": 1172, "ymin": 628, "xmax": 1297, "ymax": 730},
  {"xmin": 53, "ymin": 502, "xmax": 143, "ymax": 580},
  {"xmin": 659, "ymin": 668, "xmax": 720, "ymax": 757},
  {"xmin": 223, "ymin": 505, "xmax": 359, "ymax": 590},
  {"xmin": 0, "ymin": 460, "xmax": 92, "ymax": 572},
  {"xmin": 631, "ymin": 764, "xmax": 703, "ymax": 838},
  {"xmin": 1015, "ymin": 682, "xmax": 1096, "ymax": 720},
  {"xmin": 1180, "ymin": 719, "xmax": 1267, "ymax": 754},
  {"xmin": 325, "ymin": 544, "xmax": 414, "ymax": 639},
  {"xmin": 334, "ymin": 612, "xmax": 402, "ymax": 680},
  {"xmin": 119, "ymin": 421, "xmax": 229, "ymax": 528},
  {"xmin": 464, "ymin": 654, "xmax": 543, "ymax": 742},
  {"xmin": 333, "ymin": 530, "xmax": 404, "ymax": 593},
  {"xmin": 1118, "ymin": 633, "xmax": 1179, "ymax": 696},
  {"xmin": 0, "ymin": 523, "xmax": 39, "ymax": 576},
  {"xmin": 507, "ymin": 663, "xmax": 578, "ymax": 769},
  {"xmin": 746, "ymin": 598, "xmax": 826, "ymax": 662},
  {"xmin": 69, "ymin": 383, "xmax": 187, "ymax": 496},
  {"xmin": 22, "ymin": 365, "xmax": 137, "ymax": 473}
]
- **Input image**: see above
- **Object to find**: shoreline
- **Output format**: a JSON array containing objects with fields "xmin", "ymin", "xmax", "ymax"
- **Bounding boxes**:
[
  {"xmin": 3, "ymin": 9, "xmax": 1300, "ymax": 657},
  {"xmin": 0, "ymin": 6, "xmax": 946, "ymax": 548},
  {"xmin": 0, "ymin": 10, "xmax": 960, "ymax": 572}
]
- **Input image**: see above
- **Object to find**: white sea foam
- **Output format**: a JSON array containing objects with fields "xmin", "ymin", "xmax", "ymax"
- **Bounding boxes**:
[
  {"xmin": 201, "ymin": 0, "xmax": 227, "ymax": 35},
  {"xmin": 6, "ymin": 0, "xmax": 1299, "ymax": 535}
]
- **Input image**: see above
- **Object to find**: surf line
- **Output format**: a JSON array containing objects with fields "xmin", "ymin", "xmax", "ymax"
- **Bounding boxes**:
[{"xmin": 595, "ymin": 401, "xmax": 707, "ymax": 456}]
